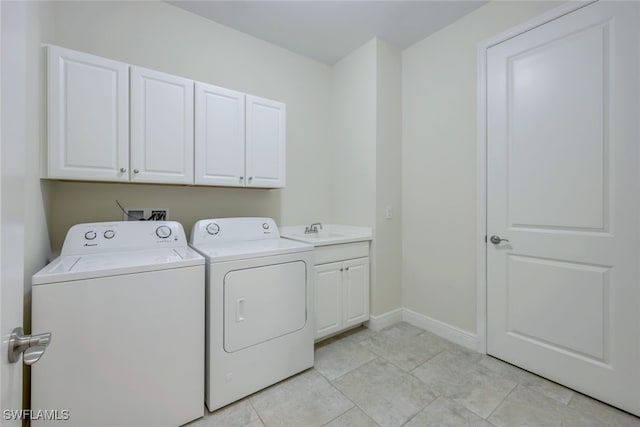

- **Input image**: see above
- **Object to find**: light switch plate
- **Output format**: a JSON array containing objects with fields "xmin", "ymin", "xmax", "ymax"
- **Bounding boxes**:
[{"xmin": 385, "ymin": 205, "xmax": 393, "ymax": 220}]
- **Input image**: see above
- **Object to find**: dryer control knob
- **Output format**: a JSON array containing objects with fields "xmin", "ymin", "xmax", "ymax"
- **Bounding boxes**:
[
  {"xmin": 104, "ymin": 230, "xmax": 115, "ymax": 239},
  {"xmin": 84, "ymin": 231, "xmax": 97, "ymax": 240},
  {"xmin": 206, "ymin": 223, "xmax": 220, "ymax": 235},
  {"xmin": 155, "ymin": 225, "xmax": 172, "ymax": 239}
]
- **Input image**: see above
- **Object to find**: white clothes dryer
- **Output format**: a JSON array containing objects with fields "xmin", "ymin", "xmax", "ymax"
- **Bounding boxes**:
[
  {"xmin": 31, "ymin": 221, "xmax": 205, "ymax": 427},
  {"xmin": 189, "ymin": 217, "xmax": 314, "ymax": 411}
]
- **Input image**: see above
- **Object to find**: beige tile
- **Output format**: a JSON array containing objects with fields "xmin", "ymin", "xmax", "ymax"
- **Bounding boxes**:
[
  {"xmin": 185, "ymin": 400, "xmax": 263, "ymax": 427},
  {"xmin": 315, "ymin": 336, "xmax": 377, "ymax": 380},
  {"xmin": 250, "ymin": 369, "xmax": 353, "ymax": 427},
  {"xmin": 426, "ymin": 335, "xmax": 484, "ymax": 363},
  {"xmin": 323, "ymin": 407, "xmax": 379, "ymax": 427},
  {"xmin": 333, "ymin": 358, "xmax": 436, "ymax": 427},
  {"xmin": 361, "ymin": 328, "xmax": 446, "ymax": 371},
  {"xmin": 411, "ymin": 351, "xmax": 516, "ymax": 418},
  {"xmin": 489, "ymin": 384, "xmax": 594, "ymax": 427},
  {"xmin": 336, "ymin": 326, "xmax": 377, "ymax": 344},
  {"xmin": 568, "ymin": 393, "xmax": 640, "ymax": 427},
  {"xmin": 478, "ymin": 356, "xmax": 574, "ymax": 404},
  {"xmin": 315, "ymin": 327, "xmax": 376, "ymax": 349},
  {"xmin": 376, "ymin": 322, "xmax": 424, "ymax": 339},
  {"xmin": 404, "ymin": 397, "xmax": 494, "ymax": 427}
]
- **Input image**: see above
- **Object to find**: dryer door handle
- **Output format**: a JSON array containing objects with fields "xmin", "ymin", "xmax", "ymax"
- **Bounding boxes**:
[{"xmin": 236, "ymin": 298, "xmax": 246, "ymax": 322}]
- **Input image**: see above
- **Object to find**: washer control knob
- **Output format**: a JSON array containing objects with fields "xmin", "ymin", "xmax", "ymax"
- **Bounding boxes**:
[
  {"xmin": 155, "ymin": 225, "xmax": 172, "ymax": 239},
  {"xmin": 206, "ymin": 223, "xmax": 220, "ymax": 235},
  {"xmin": 103, "ymin": 230, "xmax": 115, "ymax": 239},
  {"xmin": 84, "ymin": 231, "xmax": 97, "ymax": 240},
  {"xmin": 262, "ymin": 222, "xmax": 270, "ymax": 230}
]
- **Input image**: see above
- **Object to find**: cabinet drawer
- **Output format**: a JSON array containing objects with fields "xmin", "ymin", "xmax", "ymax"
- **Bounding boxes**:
[{"xmin": 314, "ymin": 241, "xmax": 369, "ymax": 265}]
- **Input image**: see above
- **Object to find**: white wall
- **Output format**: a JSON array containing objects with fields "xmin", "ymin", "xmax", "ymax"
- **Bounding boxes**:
[
  {"xmin": 46, "ymin": 0, "xmax": 333, "ymax": 250},
  {"xmin": 374, "ymin": 40, "xmax": 402, "ymax": 315},
  {"xmin": 402, "ymin": 1, "xmax": 562, "ymax": 334},
  {"xmin": 329, "ymin": 38, "xmax": 403, "ymax": 316},
  {"xmin": 329, "ymin": 39, "xmax": 377, "ymax": 227}
]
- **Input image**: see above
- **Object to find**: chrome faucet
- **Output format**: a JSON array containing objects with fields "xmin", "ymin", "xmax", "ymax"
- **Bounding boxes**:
[{"xmin": 304, "ymin": 222, "xmax": 323, "ymax": 234}]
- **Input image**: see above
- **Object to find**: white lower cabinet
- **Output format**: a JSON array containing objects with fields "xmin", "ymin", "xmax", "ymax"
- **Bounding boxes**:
[
  {"xmin": 314, "ymin": 253, "xmax": 369, "ymax": 341},
  {"xmin": 315, "ymin": 262, "xmax": 343, "ymax": 338}
]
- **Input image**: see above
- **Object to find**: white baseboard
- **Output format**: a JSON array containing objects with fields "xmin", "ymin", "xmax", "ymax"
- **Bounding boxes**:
[
  {"xmin": 366, "ymin": 308, "xmax": 403, "ymax": 331},
  {"xmin": 365, "ymin": 307, "xmax": 481, "ymax": 352},
  {"xmin": 402, "ymin": 308, "xmax": 480, "ymax": 352}
]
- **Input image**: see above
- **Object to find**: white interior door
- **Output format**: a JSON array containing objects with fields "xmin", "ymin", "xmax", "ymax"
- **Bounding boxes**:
[
  {"xmin": 487, "ymin": 1, "xmax": 640, "ymax": 415},
  {"xmin": 1, "ymin": 2, "xmax": 25, "ymax": 423}
]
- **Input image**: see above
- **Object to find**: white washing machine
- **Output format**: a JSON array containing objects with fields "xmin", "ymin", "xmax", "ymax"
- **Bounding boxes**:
[
  {"xmin": 31, "ymin": 221, "xmax": 205, "ymax": 427},
  {"xmin": 189, "ymin": 217, "xmax": 314, "ymax": 411}
]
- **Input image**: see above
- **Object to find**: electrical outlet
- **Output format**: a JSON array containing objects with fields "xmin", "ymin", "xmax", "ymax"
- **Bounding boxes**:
[{"xmin": 123, "ymin": 208, "xmax": 169, "ymax": 221}]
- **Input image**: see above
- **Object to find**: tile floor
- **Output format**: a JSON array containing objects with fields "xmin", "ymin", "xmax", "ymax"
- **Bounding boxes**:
[{"xmin": 186, "ymin": 322, "xmax": 640, "ymax": 427}]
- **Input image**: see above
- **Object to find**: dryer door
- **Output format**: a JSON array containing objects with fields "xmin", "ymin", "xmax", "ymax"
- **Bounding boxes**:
[{"xmin": 224, "ymin": 261, "xmax": 307, "ymax": 352}]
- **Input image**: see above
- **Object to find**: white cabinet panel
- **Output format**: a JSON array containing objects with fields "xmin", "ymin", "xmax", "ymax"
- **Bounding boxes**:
[
  {"xmin": 314, "ymin": 263, "xmax": 342, "ymax": 340},
  {"xmin": 130, "ymin": 67, "xmax": 194, "ymax": 184},
  {"xmin": 343, "ymin": 258, "xmax": 370, "ymax": 328},
  {"xmin": 47, "ymin": 45, "xmax": 129, "ymax": 181},
  {"xmin": 246, "ymin": 95, "xmax": 286, "ymax": 188},
  {"xmin": 314, "ymin": 255, "xmax": 370, "ymax": 341},
  {"xmin": 194, "ymin": 83, "xmax": 245, "ymax": 186}
]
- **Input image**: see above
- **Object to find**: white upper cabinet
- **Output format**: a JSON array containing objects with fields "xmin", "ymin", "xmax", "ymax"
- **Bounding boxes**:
[
  {"xmin": 194, "ymin": 83, "xmax": 245, "ymax": 186},
  {"xmin": 130, "ymin": 67, "xmax": 194, "ymax": 184},
  {"xmin": 196, "ymin": 91, "xmax": 287, "ymax": 188},
  {"xmin": 46, "ymin": 45, "xmax": 129, "ymax": 181},
  {"xmin": 245, "ymin": 95, "xmax": 286, "ymax": 188},
  {"xmin": 46, "ymin": 46, "xmax": 286, "ymax": 188}
]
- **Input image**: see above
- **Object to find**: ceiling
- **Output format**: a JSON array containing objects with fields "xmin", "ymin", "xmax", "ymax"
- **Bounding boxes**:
[{"xmin": 168, "ymin": 1, "xmax": 488, "ymax": 64}]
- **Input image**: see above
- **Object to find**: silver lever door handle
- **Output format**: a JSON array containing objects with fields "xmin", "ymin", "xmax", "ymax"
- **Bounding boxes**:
[
  {"xmin": 490, "ymin": 235, "xmax": 509, "ymax": 245},
  {"xmin": 23, "ymin": 347, "xmax": 48, "ymax": 366},
  {"xmin": 8, "ymin": 327, "xmax": 51, "ymax": 365}
]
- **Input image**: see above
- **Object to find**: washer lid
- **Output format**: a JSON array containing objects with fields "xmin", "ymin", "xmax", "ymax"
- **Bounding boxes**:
[
  {"xmin": 32, "ymin": 247, "xmax": 204, "ymax": 285},
  {"xmin": 190, "ymin": 238, "xmax": 312, "ymax": 263}
]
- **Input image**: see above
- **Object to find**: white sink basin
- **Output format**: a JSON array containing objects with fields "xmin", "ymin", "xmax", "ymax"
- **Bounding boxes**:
[
  {"xmin": 288, "ymin": 232, "xmax": 353, "ymax": 240},
  {"xmin": 280, "ymin": 225, "xmax": 372, "ymax": 246}
]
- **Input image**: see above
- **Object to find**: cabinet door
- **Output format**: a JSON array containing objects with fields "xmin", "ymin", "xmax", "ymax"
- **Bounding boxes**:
[
  {"xmin": 314, "ymin": 262, "xmax": 343, "ymax": 340},
  {"xmin": 47, "ymin": 45, "xmax": 129, "ymax": 181},
  {"xmin": 130, "ymin": 67, "xmax": 194, "ymax": 184},
  {"xmin": 194, "ymin": 83, "xmax": 245, "ymax": 186},
  {"xmin": 343, "ymin": 257, "xmax": 370, "ymax": 328},
  {"xmin": 245, "ymin": 95, "xmax": 286, "ymax": 188}
]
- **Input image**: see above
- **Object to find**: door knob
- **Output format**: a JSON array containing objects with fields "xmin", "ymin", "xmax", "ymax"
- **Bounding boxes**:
[
  {"xmin": 490, "ymin": 235, "xmax": 509, "ymax": 244},
  {"xmin": 8, "ymin": 327, "xmax": 51, "ymax": 365}
]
